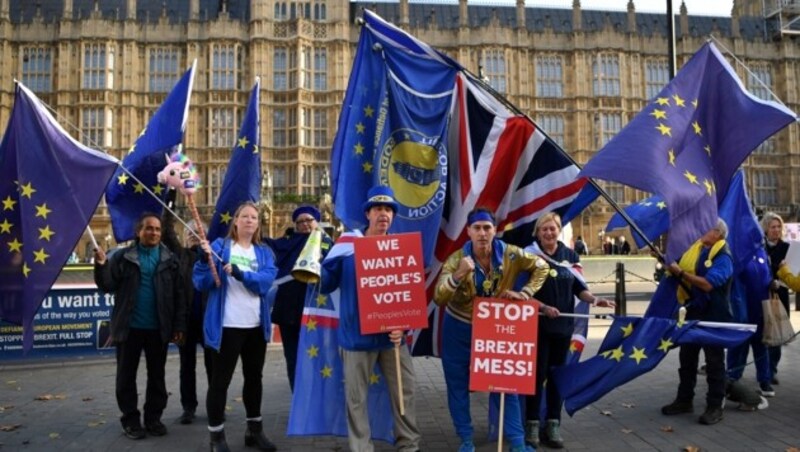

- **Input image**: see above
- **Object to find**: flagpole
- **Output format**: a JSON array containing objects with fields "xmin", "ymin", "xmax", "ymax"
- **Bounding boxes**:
[
  {"xmin": 461, "ymin": 70, "xmax": 667, "ymax": 262},
  {"xmin": 546, "ymin": 311, "xmax": 756, "ymax": 332}
]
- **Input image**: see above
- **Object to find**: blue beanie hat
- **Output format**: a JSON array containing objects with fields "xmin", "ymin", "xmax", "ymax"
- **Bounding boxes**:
[
  {"xmin": 292, "ymin": 205, "xmax": 321, "ymax": 222},
  {"xmin": 362, "ymin": 185, "xmax": 399, "ymax": 213}
]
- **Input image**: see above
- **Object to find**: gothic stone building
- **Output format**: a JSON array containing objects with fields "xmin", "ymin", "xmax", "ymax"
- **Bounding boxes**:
[{"xmin": 4, "ymin": 0, "xmax": 799, "ymax": 255}]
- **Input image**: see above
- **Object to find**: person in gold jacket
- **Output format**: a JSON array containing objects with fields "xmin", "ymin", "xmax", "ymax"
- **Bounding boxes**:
[{"xmin": 434, "ymin": 207, "xmax": 552, "ymax": 452}]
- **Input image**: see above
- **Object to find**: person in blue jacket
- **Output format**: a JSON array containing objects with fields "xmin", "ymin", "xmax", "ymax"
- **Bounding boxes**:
[
  {"xmin": 320, "ymin": 186, "xmax": 421, "ymax": 452},
  {"xmin": 194, "ymin": 202, "xmax": 278, "ymax": 452}
]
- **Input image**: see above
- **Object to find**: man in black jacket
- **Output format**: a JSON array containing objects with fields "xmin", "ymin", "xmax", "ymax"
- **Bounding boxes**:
[{"xmin": 94, "ymin": 213, "xmax": 186, "ymax": 440}]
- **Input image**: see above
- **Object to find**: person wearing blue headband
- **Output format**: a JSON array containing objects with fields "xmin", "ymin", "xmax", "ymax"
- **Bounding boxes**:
[{"xmin": 434, "ymin": 207, "xmax": 552, "ymax": 452}]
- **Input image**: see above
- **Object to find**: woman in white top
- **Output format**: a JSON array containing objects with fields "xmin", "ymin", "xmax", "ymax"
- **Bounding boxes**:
[{"xmin": 194, "ymin": 202, "xmax": 278, "ymax": 452}]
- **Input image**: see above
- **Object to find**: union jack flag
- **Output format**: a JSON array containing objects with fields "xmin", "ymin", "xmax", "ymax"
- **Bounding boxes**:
[{"xmin": 411, "ymin": 72, "xmax": 588, "ymax": 356}]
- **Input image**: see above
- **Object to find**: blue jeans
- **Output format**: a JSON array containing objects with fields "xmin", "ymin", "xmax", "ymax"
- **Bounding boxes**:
[
  {"xmin": 441, "ymin": 311, "xmax": 525, "ymax": 447},
  {"xmin": 727, "ymin": 334, "xmax": 771, "ymax": 384}
]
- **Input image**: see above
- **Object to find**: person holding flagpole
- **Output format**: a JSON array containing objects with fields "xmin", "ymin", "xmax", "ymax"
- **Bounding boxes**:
[
  {"xmin": 320, "ymin": 185, "xmax": 421, "ymax": 452},
  {"xmin": 194, "ymin": 202, "xmax": 278, "ymax": 452},
  {"xmin": 434, "ymin": 207, "xmax": 551, "ymax": 452},
  {"xmin": 522, "ymin": 212, "xmax": 614, "ymax": 449}
]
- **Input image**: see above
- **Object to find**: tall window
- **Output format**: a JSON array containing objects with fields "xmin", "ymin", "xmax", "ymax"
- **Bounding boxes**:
[
  {"xmin": 83, "ymin": 43, "xmax": 109, "ymax": 89},
  {"xmin": 753, "ymin": 170, "xmax": 778, "ymax": 206},
  {"xmin": 273, "ymin": 166, "xmax": 287, "ymax": 190},
  {"xmin": 81, "ymin": 108, "xmax": 109, "ymax": 147},
  {"xmin": 208, "ymin": 165, "xmax": 226, "ymax": 205},
  {"xmin": 274, "ymin": 2, "xmax": 287, "ymax": 20},
  {"xmin": 537, "ymin": 115, "xmax": 565, "ymax": 147},
  {"xmin": 149, "ymin": 47, "xmax": 181, "ymax": 93},
  {"xmin": 482, "ymin": 50, "xmax": 506, "ymax": 94},
  {"xmin": 314, "ymin": 48, "xmax": 327, "ymax": 91},
  {"xmin": 747, "ymin": 63, "xmax": 773, "ymax": 101},
  {"xmin": 273, "ymin": 47, "xmax": 297, "ymax": 90},
  {"xmin": 302, "ymin": 46, "xmax": 312, "ymax": 90},
  {"xmin": 273, "ymin": 109, "xmax": 287, "ymax": 147},
  {"xmin": 603, "ymin": 182, "xmax": 626, "ymax": 203},
  {"xmin": 21, "ymin": 47, "xmax": 52, "ymax": 93},
  {"xmin": 210, "ymin": 108, "xmax": 236, "ymax": 148},
  {"xmin": 645, "ymin": 59, "xmax": 669, "ymax": 100},
  {"xmin": 313, "ymin": 109, "xmax": 328, "ymax": 147},
  {"xmin": 593, "ymin": 54, "xmax": 620, "ymax": 96},
  {"xmin": 536, "ymin": 56, "xmax": 563, "ymax": 98},
  {"xmin": 211, "ymin": 44, "xmax": 239, "ymax": 90},
  {"xmin": 596, "ymin": 113, "xmax": 622, "ymax": 147},
  {"xmin": 301, "ymin": 107, "xmax": 311, "ymax": 146},
  {"xmin": 313, "ymin": 0, "xmax": 326, "ymax": 20}
]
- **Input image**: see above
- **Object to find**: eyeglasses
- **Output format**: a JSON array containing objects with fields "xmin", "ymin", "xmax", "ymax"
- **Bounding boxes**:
[{"xmin": 295, "ymin": 218, "xmax": 315, "ymax": 225}]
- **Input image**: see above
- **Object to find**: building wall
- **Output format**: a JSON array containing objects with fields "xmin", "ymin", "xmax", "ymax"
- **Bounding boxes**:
[{"xmin": 3, "ymin": 0, "xmax": 798, "ymax": 256}]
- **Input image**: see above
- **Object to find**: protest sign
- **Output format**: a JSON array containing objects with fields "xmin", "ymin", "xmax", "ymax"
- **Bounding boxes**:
[
  {"xmin": 469, "ymin": 297, "xmax": 539, "ymax": 394},
  {"xmin": 354, "ymin": 232, "xmax": 427, "ymax": 334}
]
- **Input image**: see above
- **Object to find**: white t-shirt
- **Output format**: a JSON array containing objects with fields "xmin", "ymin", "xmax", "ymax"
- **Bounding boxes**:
[{"xmin": 222, "ymin": 243, "xmax": 261, "ymax": 328}]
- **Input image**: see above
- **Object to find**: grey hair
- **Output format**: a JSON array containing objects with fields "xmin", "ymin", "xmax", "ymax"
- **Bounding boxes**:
[
  {"xmin": 715, "ymin": 218, "xmax": 728, "ymax": 239},
  {"xmin": 185, "ymin": 219, "xmax": 207, "ymax": 234}
]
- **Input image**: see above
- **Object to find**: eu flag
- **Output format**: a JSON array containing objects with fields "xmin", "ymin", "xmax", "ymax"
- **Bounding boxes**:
[
  {"xmin": 287, "ymin": 282, "xmax": 394, "ymax": 442},
  {"xmin": 605, "ymin": 195, "xmax": 669, "ymax": 248},
  {"xmin": 552, "ymin": 316, "xmax": 752, "ymax": 415},
  {"xmin": 331, "ymin": 10, "xmax": 458, "ymax": 265},
  {"xmin": 0, "ymin": 83, "xmax": 118, "ymax": 351},
  {"xmin": 106, "ymin": 61, "xmax": 196, "ymax": 241},
  {"xmin": 206, "ymin": 79, "xmax": 261, "ymax": 241},
  {"xmin": 579, "ymin": 43, "xmax": 796, "ymax": 262}
]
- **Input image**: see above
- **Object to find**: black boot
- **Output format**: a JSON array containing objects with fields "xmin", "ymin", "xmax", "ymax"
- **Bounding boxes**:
[
  {"xmin": 245, "ymin": 420, "xmax": 277, "ymax": 451},
  {"xmin": 209, "ymin": 429, "xmax": 230, "ymax": 452}
]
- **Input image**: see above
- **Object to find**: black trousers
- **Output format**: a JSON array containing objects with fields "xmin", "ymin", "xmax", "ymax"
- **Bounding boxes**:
[
  {"xmin": 206, "ymin": 327, "xmax": 267, "ymax": 427},
  {"xmin": 115, "ymin": 328, "xmax": 169, "ymax": 427},
  {"xmin": 677, "ymin": 343, "xmax": 726, "ymax": 408},
  {"xmin": 179, "ymin": 314, "xmax": 212, "ymax": 412},
  {"xmin": 525, "ymin": 332, "xmax": 571, "ymax": 422},
  {"xmin": 279, "ymin": 323, "xmax": 301, "ymax": 392}
]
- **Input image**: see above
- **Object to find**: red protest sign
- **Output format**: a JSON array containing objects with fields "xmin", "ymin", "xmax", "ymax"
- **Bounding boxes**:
[
  {"xmin": 469, "ymin": 297, "xmax": 539, "ymax": 394},
  {"xmin": 353, "ymin": 232, "xmax": 428, "ymax": 334}
]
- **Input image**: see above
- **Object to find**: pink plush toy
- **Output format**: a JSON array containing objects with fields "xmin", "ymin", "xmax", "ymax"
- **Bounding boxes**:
[{"xmin": 158, "ymin": 152, "xmax": 220, "ymax": 286}]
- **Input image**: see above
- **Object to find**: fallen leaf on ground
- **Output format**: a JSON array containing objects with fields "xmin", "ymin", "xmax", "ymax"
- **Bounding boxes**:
[
  {"xmin": 621, "ymin": 402, "xmax": 635, "ymax": 408},
  {"xmin": 785, "ymin": 448, "xmax": 799, "ymax": 452},
  {"xmin": 225, "ymin": 405, "xmax": 233, "ymax": 412},
  {"xmin": 683, "ymin": 446, "xmax": 700, "ymax": 452},
  {"xmin": 660, "ymin": 425, "xmax": 674, "ymax": 433},
  {"xmin": 35, "ymin": 394, "xmax": 66, "ymax": 401},
  {"xmin": 5, "ymin": 380, "xmax": 16, "ymax": 385},
  {"xmin": 600, "ymin": 410, "xmax": 613, "ymax": 416},
  {"xmin": 0, "ymin": 424, "xmax": 21, "ymax": 432},
  {"xmin": 82, "ymin": 397, "xmax": 94, "ymax": 402},
  {"xmin": 87, "ymin": 421, "xmax": 106, "ymax": 428},
  {"xmin": 621, "ymin": 428, "xmax": 633, "ymax": 434},
  {"xmin": 0, "ymin": 405, "xmax": 14, "ymax": 412},
  {"xmin": 234, "ymin": 397, "xmax": 243, "ymax": 402},
  {"xmin": 48, "ymin": 432, "xmax": 60, "ymax": 439}
]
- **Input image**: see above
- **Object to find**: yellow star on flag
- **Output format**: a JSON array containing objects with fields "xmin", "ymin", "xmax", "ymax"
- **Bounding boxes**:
[
  {"xmin": 692, "ymin": 121, "xmax": 702, "ymax": 136},
  {"xmin": 152, "ymin": 185, "xmax": 164, "ymax": 195},
  {"xmin": 609, "ymin": 346, "xmax": 625, "ymax": 362},
  {"xmin": 704, "ymin": 179, "xmax": 714, "ymax": 196},
  {"xmin": 2, "ymin": 195, "xmax": 16, "ymax": 211},
  {"xmin": 320, "ymin": 365, "xmax": 333, "ymax": 378},
  {"xmin": 20, "ymin": 182, "xmax": 36, "ymax": 199},
  {"xmin": 692, "ymin": 99, "xmax": 698, "ymax": 108},
  {"xmin": 22, "ymin": 262, "xmax": 31, "ymax": 278},
  {"xmin": 650, "ymin": 109, "xmax": 667, "ymax": 120},
  {"xmin": 369, "ymin": 373, "xmax": 381, "ymax": 385},
  {"xmin": 656, "ymin": 123, "xmax": 672, "ymax": 137},
  {"xmin": 668, "ymin": 149, "xmax": 676, "ymax": 166},
  {"xmin": 655, "ymin": 97, "xmax": 670, "ymax": 106},
  {"xmin": 35, "ymin": 203, "xmax": 52, "ymax": 219},
  {"xmin": 600, "ymin": 349, "xmax": 612, "ymax": 358},
  {"xmin": 657, "ymin": 201, "xmax": 667, "ymax": 209},
  {"xmin": 658, "ymin": 338, "xmax": 674, "ymax": 352},
  {"xmin": 133, "ymin": 183, "xmax": 145, "ymax": 194},
  {"xmin": 0, "ymin": 219, "xmax": 12, "ymax": 234},
  {"xmin": 316, "ymin": 294, "xmax": 327, "ymax": 307},
  {"xmin": 629, "ymin": 347, "xmax": 648, "ymax": 364},
  {"xmin": 683, "ymin": 170, "xmax": 698, "ymax": 185},
  {"xmin": 672, "ymin": 94, "xmax": 686, "ymax": 107},
  {"xmin": 364, "ymin": 105, "xmax": 375, "ymax": 118},
  {"xmin": 7, "ymin": 238, "xmax": 22, "ymax": 253},
  {"xmin": 118, "ymin": 173, "xmax": 129, "ymax": 185},
  {"xmin": 238, "ymin": 136, "xmax": 250, "ymax": 149},
  {"xmin": 306, "ymin": 317, "xmax": 318, "ymax": 331},
  {"xmin": 704, "ymin": 145, "xmax": 711, "ymax": 156},
  {"xmin": 621, "ymin": 322, "xmax": 634, "ymax": 338},
  {"xmin": 33, "ymin": 248, "xmax": 49, "ymax": 264},
  {"xmin": 307, "ymin": 344, "xmax": 319, "ymax": 358},
  {"xmin": 38, "ymin": 225, "xmax": 55, "ymax": 241},
  {"xmin": 355, "ymin": 122, "xmax": 365, "ymax": 134},
  {"xmin": 362, "ymin": 161, "xmax": 373, "ymax": 173},
  {"xmin": 252, "ymin": 145, "xmax": 259, "ymax": 155},
  {"xmin": 354, "ymin": 142, "xmax": 364, "ymax": 155},
  {"xmin": 220, "ymin": 212, "xmax": 233, "ymax": 224},
  {"xmin": 127, "ymin": 144, "xmax": 136, "ymax": 155}
]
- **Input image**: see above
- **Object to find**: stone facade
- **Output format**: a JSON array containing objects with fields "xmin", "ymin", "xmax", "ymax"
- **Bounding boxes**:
[{"xmin": 3, "ymin": 0, "xmax": 798, "ymax": 255}]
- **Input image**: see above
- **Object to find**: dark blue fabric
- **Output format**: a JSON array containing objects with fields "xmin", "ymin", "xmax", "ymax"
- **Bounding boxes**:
[{"xmin": 131, "ymin": 244, "xmax": 160, "ymax": 330}]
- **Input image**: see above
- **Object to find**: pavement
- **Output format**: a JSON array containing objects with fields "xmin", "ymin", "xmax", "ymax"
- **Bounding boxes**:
[{"xmin": 1, "ymin": 282, "xmax": 800, "ymax": 451}]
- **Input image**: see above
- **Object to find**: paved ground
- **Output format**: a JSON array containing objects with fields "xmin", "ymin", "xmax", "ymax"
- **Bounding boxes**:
[{"xmin": 2, "ymin": 283, "xmax": 799, "ymax": 451}]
